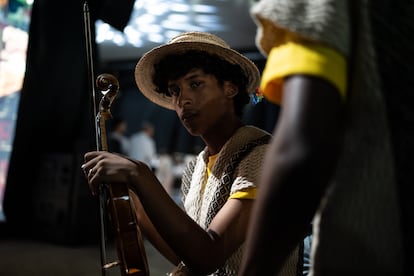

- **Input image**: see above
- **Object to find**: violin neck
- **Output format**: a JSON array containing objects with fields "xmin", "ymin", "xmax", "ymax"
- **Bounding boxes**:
[{"xmin": 96, "ymin": 114, "xmax": 108, "ymax": 151}]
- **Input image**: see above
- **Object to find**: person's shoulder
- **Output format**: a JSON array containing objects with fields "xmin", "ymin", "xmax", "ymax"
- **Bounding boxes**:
[
  {"xmin": 130, "ymin": 132, "xmax": 143, "ymax": 139},
  {"xmin": 238, "ymin": 126, "xmax": 271, "ymax": 163},
  {"xmin": 242, "ymin": 125, "xmax": 271, "ymax": 136},
  {"xmin": 233, "ymin": 143, "xmax": 268, "ymax": 182}
]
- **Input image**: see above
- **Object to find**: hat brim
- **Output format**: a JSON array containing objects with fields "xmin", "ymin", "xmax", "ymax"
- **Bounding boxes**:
[{"xmin": 135, "ymin": 41, "xmax": 260, "ymax": 110}]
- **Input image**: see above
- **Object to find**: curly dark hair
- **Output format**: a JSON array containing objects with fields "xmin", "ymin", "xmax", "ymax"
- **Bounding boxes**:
[{"xmin": 152, "ymin": 50, "xmax": 250, "ymax": 118}]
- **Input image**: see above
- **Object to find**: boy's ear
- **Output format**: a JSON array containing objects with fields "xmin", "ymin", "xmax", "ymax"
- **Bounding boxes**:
[{"xmin": 224, "ymin": 82, "xmax": 238, "ymax": 98}]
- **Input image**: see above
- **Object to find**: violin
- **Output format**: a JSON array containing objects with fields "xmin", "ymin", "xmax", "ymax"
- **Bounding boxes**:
[
  {"xmin": 95, "ymin": 74, "xmax": 149, "ymax": 276},
  {"xmin": 83, "ymin": 2, "xmax": 149, "ymax": 275}
]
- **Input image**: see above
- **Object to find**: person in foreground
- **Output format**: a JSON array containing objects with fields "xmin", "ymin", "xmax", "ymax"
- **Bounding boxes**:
[
  {"xmin": 82, "ymin": 32, "xmax": 300, "ymax": 275},
  {"xmin": 239, "ymin": 1, "xmax": 412, "ymax": 276}
]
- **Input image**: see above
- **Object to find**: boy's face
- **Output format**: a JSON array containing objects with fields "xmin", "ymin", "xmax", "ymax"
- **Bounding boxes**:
[{"xmin": 167, "ymin": 68, "xmax": 236, "ymax": 137}]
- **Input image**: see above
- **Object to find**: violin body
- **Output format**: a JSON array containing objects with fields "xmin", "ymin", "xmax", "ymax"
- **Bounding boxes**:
[{"xmin": 108, "ymin": 182, "xmax": 149, "ymax": 276}]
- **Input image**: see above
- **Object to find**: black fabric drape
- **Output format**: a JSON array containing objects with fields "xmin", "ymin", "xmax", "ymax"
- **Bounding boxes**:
[{"xmin": 3, "ymin": 0, "xmax": 134, "ymax": 239}]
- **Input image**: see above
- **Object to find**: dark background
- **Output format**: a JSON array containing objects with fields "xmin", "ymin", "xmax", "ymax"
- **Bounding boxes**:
[
  {"xmin": 1, "ymin": 2, "xmax": 413, "ymax": 274},
  {"xmin": 1, "ymin": 0, "xmax": 280, "ymax": 244}
]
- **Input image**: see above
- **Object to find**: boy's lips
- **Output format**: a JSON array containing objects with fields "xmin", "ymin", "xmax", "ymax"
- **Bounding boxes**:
[{"xmin": 181, "ymin": 110, "xmax": 197, "ymax": 122}]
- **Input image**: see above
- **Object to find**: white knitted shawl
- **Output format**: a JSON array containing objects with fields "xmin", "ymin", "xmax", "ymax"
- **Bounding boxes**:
[{"xmin": 180, "ymin": 125, "xmax": 273, "ymax": 275}]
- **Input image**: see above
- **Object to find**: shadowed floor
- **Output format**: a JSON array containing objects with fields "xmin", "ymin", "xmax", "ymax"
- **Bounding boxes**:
[
  {"xmin": 0, "ymin": 236, "xmax": 174, "ymax": 276},
  {"xmin": 0, "ymin": 188, "xmax": 183, "ymax": 275}
]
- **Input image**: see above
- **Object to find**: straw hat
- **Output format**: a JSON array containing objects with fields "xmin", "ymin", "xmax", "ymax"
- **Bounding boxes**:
[{"xmin": 135, "ymin": 31, "xmax": 260, "ymax": 110}]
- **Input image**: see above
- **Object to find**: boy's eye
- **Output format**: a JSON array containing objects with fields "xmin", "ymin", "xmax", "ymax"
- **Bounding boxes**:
[
  {"xmin": 190, "ymin": 81, "xmax": 202, "ymax": 89},
  {"xmin": 167, "ymin": 85, "xmax": 180, "ymax": 97}
]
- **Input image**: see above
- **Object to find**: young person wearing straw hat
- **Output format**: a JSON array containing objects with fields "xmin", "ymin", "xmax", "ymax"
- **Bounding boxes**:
[{"xmin": 82, "ymin": 32, "xmax": 301, "ymax": 275}]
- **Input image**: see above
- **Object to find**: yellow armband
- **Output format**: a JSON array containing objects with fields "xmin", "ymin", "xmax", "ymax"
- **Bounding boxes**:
[
  {"xmin": 229, "ymin": 187, "xmax": 257, "ymax": 200},
  {"xmin": 261, "ymin": 42, "xmax": 347, "ymax": 104}
]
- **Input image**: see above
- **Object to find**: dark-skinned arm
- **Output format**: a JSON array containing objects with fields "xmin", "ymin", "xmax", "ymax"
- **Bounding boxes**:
[
  {"xmin": 127, "ymin": 166, "xmax": 253, "ymax": 275},
  {"xmin": 129, "ymin": 191, "xmax": 180, "ymax": 265},
  {"xmin": 83, "ymin": 153, "xmax": 253, "ymax": 275},
  {"xmin": 239, "ymin": 75, "xmax": 344, "ymax": 275}
]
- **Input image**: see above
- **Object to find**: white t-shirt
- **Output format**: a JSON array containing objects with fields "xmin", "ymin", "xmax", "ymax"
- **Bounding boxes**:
[{"xmin": 128, "ymin": 132, "xmax": 156, "ymax": 167}]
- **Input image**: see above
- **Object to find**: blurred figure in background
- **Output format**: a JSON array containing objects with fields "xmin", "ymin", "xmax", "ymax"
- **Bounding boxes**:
[
  {"xmin": 155, "ymin": 149, "xmax": 175, "ymax": 198},
  {"xmin": 128, "ymin": 121, "xmax": 157, "ymax": 169},
  {"xmin": 107, "ymin": 116, "xmax": 130, "ymax": 155}
]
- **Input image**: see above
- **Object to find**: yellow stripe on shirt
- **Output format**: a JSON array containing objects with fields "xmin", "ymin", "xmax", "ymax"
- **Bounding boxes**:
[
  {"xmin": 207, "ymin": 154, "xmax": 257, "ymax": 200},
  {"xmin": 260, "ymin": 42, "xmax": 347, "ymax": 104},
  {"xmin": 229, "ymin": 187, "xmax": 257, "ymax": 200}
]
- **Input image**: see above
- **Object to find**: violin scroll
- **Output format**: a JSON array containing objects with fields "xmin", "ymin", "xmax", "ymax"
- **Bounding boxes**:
[{"xmin": 96, "ymin": 73, "xmax": 119, "ymax": 120}]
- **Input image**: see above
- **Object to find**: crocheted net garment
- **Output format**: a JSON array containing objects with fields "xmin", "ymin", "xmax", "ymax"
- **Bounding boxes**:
[{"xmin": 181, "ymin": 126, "xmax": 298, "ymax": 276}]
